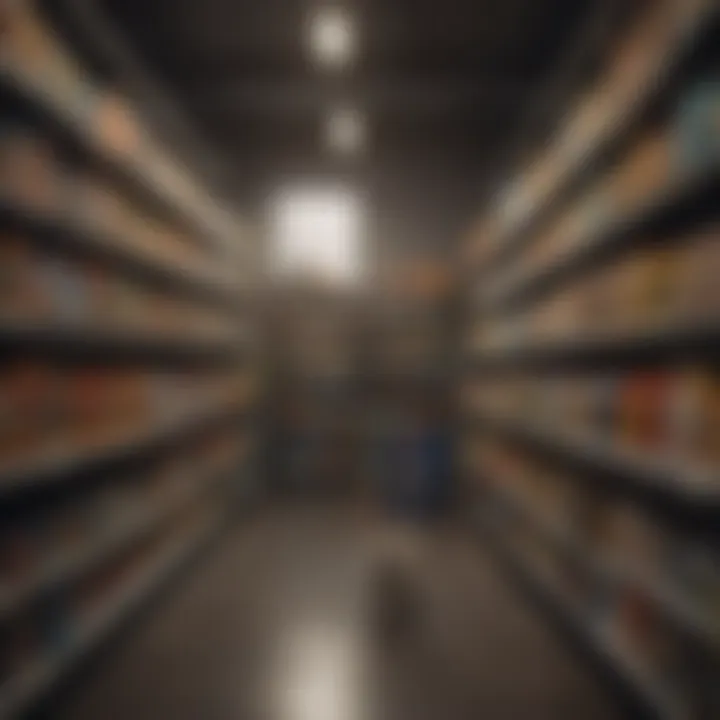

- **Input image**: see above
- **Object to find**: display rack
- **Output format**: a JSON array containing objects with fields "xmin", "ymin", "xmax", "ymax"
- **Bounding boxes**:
[
  {"xmin": 465, "ymin": 0, "xmax": 717, "ymax": 276},
  {"xmin": 470, "ymin": 319, "xmax": 720, "ymax": 371},
  {"xmin": 477, "ymin": 508, "xmax": 689, "ymax": 720},
  {"xmin": 0, "ymin": 50, "xmax": 240, "ymax": 257},
  {"xmin": 0, "ymin": 400, "xmax": 247, "ymax": 498},
  {"xmin": 0, "ymin": 198, "xmax": 244, "ymax": 312},
  {"xmin": 483, "ymin": 167, "xmax": 720, "ymax": 313},
  {"xmin": 469, "ymin": 412, "xmax": 720, "ymax": 513},
  {"xmin": 0, "ymin": 519, "xmax": 218, "ymax": 720},
  {"xmin": 462, "ymin": 3, "xmax": 720, "ymax": 718},
  {"xmin": 0, "ymin": 3, "xmax": 257, "ymax": 718}
]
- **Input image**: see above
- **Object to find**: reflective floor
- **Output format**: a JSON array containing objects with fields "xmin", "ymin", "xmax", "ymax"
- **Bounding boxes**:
[{"xmin": 57, "ymin": 505, "xmax": 622, "ymax": 720}]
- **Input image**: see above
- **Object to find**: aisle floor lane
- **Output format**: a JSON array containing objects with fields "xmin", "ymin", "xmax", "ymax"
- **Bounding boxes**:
[{"xmin": 56, "ymin": 505, "xmax": 622, "ymax": 720}]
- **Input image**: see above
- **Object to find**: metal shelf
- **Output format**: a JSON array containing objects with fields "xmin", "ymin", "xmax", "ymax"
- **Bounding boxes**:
[
  {"xmin": 0, "ymin": 521, "xmax": 217, "ymax": 720},
  {"xmin": 0, "ymin": 58, "xmax": 239, "ymax": 253},
  {"xmin": 473, "ymin": 412, "xmax": 720, "ymax": 513},
  {"xmin": 470, "ymin": 320, "xmax": 720, "ymax": 371},
  {"xmin": 0, "ymin": 198, "xmax": 244, "ymax": 314},
  {"xmin": 0, "ymin": 400, "xmax": 244, "ymax": 499},
  {"xmin": 489, "ymin": 483, "xmax": 720, "ymax": 653},
  {"xmin": 0, "ymin": 322, "xmax": 245, "ymax": 364},
  {"xmin": 478, "ymin": 511, "xmax": 689, "ymax": 720},
  {"xmin": 484, "ymin": 167, "xmax": 720, "ymax": 313},
  {"xmin": 0, "ymin": 462, "xmax": 236, "ymax": 621},
  {"xmin": 472, "ymin": 2, "xmax": 717, "ymax": 279}
]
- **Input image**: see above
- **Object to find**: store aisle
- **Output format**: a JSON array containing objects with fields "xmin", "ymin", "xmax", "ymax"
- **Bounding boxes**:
[{"xmin": 56, "ymin": 506, "xmax": 622, "ymax": 720}]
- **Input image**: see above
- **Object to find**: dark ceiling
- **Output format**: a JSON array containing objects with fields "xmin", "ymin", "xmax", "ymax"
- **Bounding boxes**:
[{"xmin": 51, "ymin": 0, "xmax": 627, "ymax": 253}]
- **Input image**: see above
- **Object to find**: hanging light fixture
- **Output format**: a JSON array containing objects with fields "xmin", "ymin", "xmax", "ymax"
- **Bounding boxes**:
[
  {"xmin": 326, "ymin": 108, "xmax": 365, "ymax": 155},
  {"xmin": 308, "ymin": 6, "xmax": 357, "ymax": 70}
]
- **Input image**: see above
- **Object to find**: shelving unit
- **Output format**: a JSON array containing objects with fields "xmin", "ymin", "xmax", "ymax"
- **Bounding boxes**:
[
  {"xmin": 0, "ymin": 198, "xmax": 244, "ymax": 312},
  {"xmin": 0, "ymin": 50, "xmax": 240, "ymax": 256},
  {"xmin": 461, "ymin": 2, "xmax": 720, "ymax": 718},
  {"xmin": 483, "ymin": 167, "xmax": 720, "ymax": 313},
  {"xmin": 485, "ymin": 479, "xmax": 720, "ymax": 651},
  {"xmin": 470, "ymin": 320, "xmax": 720, "ymax": 371},
  {"xmin": 469, "ymin": 411, "xmax": 719, "ymax": 513},
  {"xmin": 465, "ymin": 0, "xmax": 717, "ymax": 276},
  {"xmin": 0, "ymin": 519, "xmax": 218, "ymax": 720},
  {"xmin": 0, "ymin": 322, "xmax": 246, "ymax": 363},
  {"xmin": 478, "ymin": 509, "xmax": 690, "ymax": 720},
  {"xmin": 0, "ymin": 3, "xmax": 258, "ymax": 718},
  {"xmin": 0, "ymin": 459, "xmax": 238, "ymax": 620},
  {"xmin": 0, "ymin": 400, "xmax": 247, "ymax": 498}
]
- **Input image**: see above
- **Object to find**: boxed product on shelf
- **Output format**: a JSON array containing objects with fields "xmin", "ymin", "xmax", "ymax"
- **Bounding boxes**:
[
  {"xmin": 671, "ymin": 367, "xmax": 720, "ymax": 471},
  {"xmin": 86, "ymin": 266, "xmax": 153, "ymax": 332},
  {"xmin": 0, "ymin": 428, "xmax": 228, "ymax": 607},
  {"xmin": 147, "ymin": 372, "xmax": 194, "ymax": 418},
  {"xmin": 66, "ymin": 368, "xmax": 119, "ymax": 448},
  {"xmin": 529, "ymin": 466, "xmax": 575, "ymax": 531},
  {"xmin": 35, "ymin": 250, "xmax": 93, "ymax": 325},
  {"xmin": 70, "ymin": 175, "xmax": 130, "ymax": 234},
  {"xmin": 141, "ymin": 222, "xmax": 196, "ymax": 271},
  {"xmin": 485, "ymin": 225, "xmax": 720, "ymax": 352},
  {"xmin": 611, "ymin": 582, "xmax": 683, "ymax": 676},
  {"xmin": 630, "ymin": 245, "xmax": 687, "ymax": 327},
  {"xmin": 618, "ymin": 370, "xmax": 674, "ymax": 455},
  {"xmin": 144, "ymin": 145, "xmax": 196, "ymax": 208},
  {"xmin": 0, "ymin": 126, "xmax": 63, "ymax": 209},
  {"xmin": 673, "ymin": 228, "xmax": 720, "ymax": 323},
  {"xmin": 599, "ymin": 0, "xmax": 705, "ymax": 126},
  {"xmin": 121, "ymin": 371, "xmax": 156, "ymax": 427},
  {"xmin": 473, "ymin": 363, "xmax": 720, "ymax": 477},
  {"xmin": 555, "ymin": 91, "xmax": 607, "ymax": 172},
  {"xmin": 611, "ymin": 580, "xmax": 718, "ymax": 719},
  {"xmin": 675, "ymin": 77, "xmax": 720, "ymax": 174},
  {"xmin": 0, "ymin": 0, "xmax": 84, "ymax": 103},
  {"xmin": 577, "ymin": 374, "xmax": 619, "ymax": 439},
  {"xmin": 0, "ymin": 361, "xmax": 68, "ymax": 467},
  {"xmin": 607, "ymin": 130, "xmax": 673, "ymax": 217},
  {"xmin": 89, "ymin": 92, "xmax": 142, "ymax": 160},
  {"xmin": 65, "ymin": 367, "xmax": 214, "ymax": 448},
  {"xmin": 0, "ymin": 234, "xmax": 49, "ymax": 320},
  {"xmin": 595, "ymin": 503, "xmax": 670, "ymax": 584},
  {"xmin": 68, "ymin": 172, "xmax": 202, "ymax": 275},
  {"xmin": 0, "ymin": 226, "xmax": 238, "ymax": 336},
  {"xmin": 153, "ymin": 454, "xmax": 197, "ymax": 500},
  {"xmin": 461, "ymin": 217, "xmax": 494, "ymax": 267},
  {"xmin": 612, "ymin": 243, "xmax": 681, "ymax": 330}
]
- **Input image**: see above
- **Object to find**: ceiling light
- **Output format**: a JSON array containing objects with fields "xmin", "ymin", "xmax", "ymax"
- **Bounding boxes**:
[
  {"xmin": 326, "ymin": 109, "xmax": 365, "ymax": 155},
  {"xmin": 308, "ymin": 7, "xmax": 356, "ymax": 70},
  {"xmin": 269, "ymin": 185, "xmax": 364, "ymax": 285}
]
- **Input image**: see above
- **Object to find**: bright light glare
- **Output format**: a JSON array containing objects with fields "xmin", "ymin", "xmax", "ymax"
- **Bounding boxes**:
[
  {"xmin": 270, "ymin": 186, "xmax": 364, "ymax": 285},
  {"xmin": 275, "ymin": 624, "xmax": 365, "ymax": 720},
  {"xmin": 308, "ymin": 8, "xmax": 356, "ymax": 69},
  {"xmin": 326, "ymin": 110, "xmax": 365, "ymax": 155}
]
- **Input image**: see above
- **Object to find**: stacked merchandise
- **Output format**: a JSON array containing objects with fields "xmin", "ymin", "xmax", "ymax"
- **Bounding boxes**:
[
  {"xmin": 463, "ymin": 368, "xmax": 719, "ymax": 483},
  {"xmin": 462, "ymin": 2, "xmax": 719, "ymax": 719},
  {"xmin": 0, "ymin": 3, "xmax": 255, "ymax": 717},
  {"xmin": 269, "ymin": 284, "xmax": 361, "ymax": 495}
]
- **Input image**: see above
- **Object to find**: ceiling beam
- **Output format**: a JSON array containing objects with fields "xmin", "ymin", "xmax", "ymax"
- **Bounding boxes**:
[{"xmin": 176, "ymin": 77, "xmax": 532, "ymax": 116}]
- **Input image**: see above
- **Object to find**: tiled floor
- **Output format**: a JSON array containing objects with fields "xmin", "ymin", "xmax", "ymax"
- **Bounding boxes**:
[{"xmin": 55, "ymin": 505, "xmax": 622, "ymax": 720}]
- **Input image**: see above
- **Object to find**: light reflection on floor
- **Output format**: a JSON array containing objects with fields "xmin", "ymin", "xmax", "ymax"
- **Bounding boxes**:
[{"xmin": 275, "ymin": 621, "xmax": 368, "ymax": 720}]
